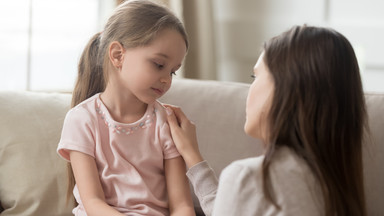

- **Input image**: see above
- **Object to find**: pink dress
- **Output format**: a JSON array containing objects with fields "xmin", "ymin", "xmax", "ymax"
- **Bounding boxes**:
[{"xmin": 57, "ymin": 93, "xmax": 180, "ymax": 215}]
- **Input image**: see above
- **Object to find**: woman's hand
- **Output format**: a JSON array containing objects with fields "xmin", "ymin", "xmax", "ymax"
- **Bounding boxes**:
[{"xmin": 165, "ymin": 105, "xmax": 204, "ymax": 169}]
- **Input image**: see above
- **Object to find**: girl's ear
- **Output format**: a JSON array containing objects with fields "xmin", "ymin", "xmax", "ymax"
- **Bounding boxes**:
[{"xmin": 109, "ymin": 41, "xmax": 125, "ymax": 69}]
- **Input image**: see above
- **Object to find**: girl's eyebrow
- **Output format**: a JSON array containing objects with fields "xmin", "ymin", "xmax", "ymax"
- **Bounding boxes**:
[
  {"xmin": 154, "ymin": 53, "xmax": 169, "ymax": 59},
  {"xmin": 174, "ymin": 64, "xmax": 182, "ymax": 70},
  {"xmin": 154, "ymin": 53, "xmax": 182, "ymax": 69}
]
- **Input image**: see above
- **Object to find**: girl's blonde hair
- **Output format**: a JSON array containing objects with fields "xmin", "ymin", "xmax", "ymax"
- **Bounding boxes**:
[{"xmin": 67, "ymin": 0, "xmax": 188, "ymax": 203}]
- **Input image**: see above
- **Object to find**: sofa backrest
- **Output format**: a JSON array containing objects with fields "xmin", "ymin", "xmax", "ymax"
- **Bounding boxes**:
[{"xmin": 363, "ymin": 93, "xmax": 384, "ymax": 215}]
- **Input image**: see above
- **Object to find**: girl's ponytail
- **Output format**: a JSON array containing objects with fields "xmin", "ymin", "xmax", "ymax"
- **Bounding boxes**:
[
  {"xmin": 67, "ymin": 32, "xmax": 105, "ymax": 205},
  {"xmin": 71, "ymin": 32, "xmax": 106, "ymax": 108}
]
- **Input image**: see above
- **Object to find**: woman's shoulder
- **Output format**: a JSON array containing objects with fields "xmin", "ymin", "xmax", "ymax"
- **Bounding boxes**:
[
  {"xmin": 221, "ymin": 156, "xmax": 265, "ymax": 185},
  {"xmin": 270, "ymin": 146, "xmax": 313, "ymax": 178},
  {"xmin": 267, "ymin": 146, "xmax": 319, "ymax": 190},
  {"xmin": 217, "ymin": 157, "xmax": 265, "ymax": 204},
  {"xmin": 225, "ymin": 156, "xmax": 264, "ymax": 173},
  {"xmin": 270, "ymin": 146, "xmax": 324, "ymax": 214},
  {"xmin": 222, "ymin": 147, "xmax": 315, "ymax": 183},
  {"xmin": 213, "ymin": 156, "xmax": 272, "ymax": 215},
  {"xmin": 217, "ymin": 147, "xmax": 323, "ymax": 215}
]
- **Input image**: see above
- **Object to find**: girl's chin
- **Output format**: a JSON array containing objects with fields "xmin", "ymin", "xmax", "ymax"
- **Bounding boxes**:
[{"xmin": 139, "ymin": 95, "xmax": 158, "ymax": 104}]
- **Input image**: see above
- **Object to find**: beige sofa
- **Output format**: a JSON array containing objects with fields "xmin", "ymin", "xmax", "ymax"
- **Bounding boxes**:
[{"xmin": 0, "ymin": 78, "xmax": 383, "ymax": 216}]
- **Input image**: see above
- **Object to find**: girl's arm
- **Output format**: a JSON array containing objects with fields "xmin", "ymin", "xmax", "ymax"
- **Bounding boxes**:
[
  {"xmin": 166, "ymin": 105, "xmax": 219, "ymax": 216},
  {"xmin": 69, "ymin": 151, "xmax": 124, "ymax": 216},
  {"xmin": 165, "ymin": 156, "xmax": 195, "ymax": 216},
  {"xmin": 165, "ymin": 106, "xmax": 203, "ymax": 168}
]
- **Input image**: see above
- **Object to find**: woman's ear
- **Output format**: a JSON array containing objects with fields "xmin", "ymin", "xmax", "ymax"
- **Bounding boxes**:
[{"xmin": 109, "ymin": 41, "xmax": 125, "ymax": 69}]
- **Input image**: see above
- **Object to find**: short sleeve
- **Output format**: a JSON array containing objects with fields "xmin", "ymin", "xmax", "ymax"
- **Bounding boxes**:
[
  {"xmin": 160, "ymin": 122, "xmax": 180, "ymax": 160},
  {"xmin": 57, "ymin": 107, "xmax": 96, "ymax": 161}
]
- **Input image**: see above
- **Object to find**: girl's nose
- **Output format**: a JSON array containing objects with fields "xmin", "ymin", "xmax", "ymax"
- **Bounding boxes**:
[{"xmin": 160, "ymin": 73, "xmax": 172, "ymax": 83}]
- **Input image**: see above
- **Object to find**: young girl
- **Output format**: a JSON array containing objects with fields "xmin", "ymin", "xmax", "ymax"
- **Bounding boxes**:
[
  {"xmin": 57, "ymin": 1, "xmax": 195, "ymax": 215},
  {"xmin": 166, "ymin": 25, "xmax": 367, "ymax": 216}
]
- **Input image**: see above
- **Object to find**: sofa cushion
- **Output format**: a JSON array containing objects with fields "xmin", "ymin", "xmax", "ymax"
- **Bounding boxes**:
[{"xmin": 0, "ymin": 91, "xmax": 73, "ymax": 215}]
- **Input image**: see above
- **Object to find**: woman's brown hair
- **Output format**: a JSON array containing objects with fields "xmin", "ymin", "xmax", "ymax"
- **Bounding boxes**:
[
  {"xmin": 66, "ymin": 0, "xmax": 188, "ymax": 204},
  {"xmin": 262, "ymin": 25, "xmax": 367, "ymax": 216}
]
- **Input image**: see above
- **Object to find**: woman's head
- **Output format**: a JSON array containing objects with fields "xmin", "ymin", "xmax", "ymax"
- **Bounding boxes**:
[
  {"xmin": 245, "ymin": 52, "xmax": 274, "ymax": 141},
  {"xmin": 259, "ymin": 25, "xmax": 367, "ymax": 215},
  {"xmin": 72, "ymin": 0, "xmax": 188, "ymax": 107},
  {"xmin": 263, "ymin": 25, "xmax": 365, "ymax": 155}
]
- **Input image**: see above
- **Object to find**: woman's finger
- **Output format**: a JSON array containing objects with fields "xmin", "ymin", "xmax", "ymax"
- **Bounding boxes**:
[
  {"xmin": 164, "ymin": 105, "xmax": 190, "ymax": 125},
  {"xmin": 166, "ymin": 107, "xmax": 180, "ymax": 129}
]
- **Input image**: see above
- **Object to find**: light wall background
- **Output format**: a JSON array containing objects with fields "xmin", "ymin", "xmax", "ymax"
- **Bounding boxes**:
[
  {"xmin": 180, "ymin": 0, "xmax": 384, "ymax": 92},
  {"xmin": 1, "ymin": 0, "xmax": 383, "ymax": 92}
]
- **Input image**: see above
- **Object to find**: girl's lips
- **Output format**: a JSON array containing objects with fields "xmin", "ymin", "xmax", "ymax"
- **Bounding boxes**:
[{"xmin": 151, "ymin": 87, "xmax": 164, "ymax": 95}]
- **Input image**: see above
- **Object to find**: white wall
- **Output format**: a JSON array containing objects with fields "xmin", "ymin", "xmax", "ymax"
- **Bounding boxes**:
[
  {"xmin": 0, "ymin": 0, "xmax": 114, "ymax": 91},
  {"xmin": 329, "ymin": 0, "xmax": 384, "ymax": 92},
  {"xmin": 212, "ymin": 0, "xmax": 384, "ymax": 92}
]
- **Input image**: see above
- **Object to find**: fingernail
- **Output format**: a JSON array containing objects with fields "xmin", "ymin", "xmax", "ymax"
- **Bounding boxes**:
[{"xmin": 166, "ymin": 107, "xmax": 173, "ymax": 115}]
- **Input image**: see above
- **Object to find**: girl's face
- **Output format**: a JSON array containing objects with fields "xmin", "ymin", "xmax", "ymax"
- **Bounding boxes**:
[
  {"xmin": 116, "ymin": 29, "xmax": 187, "ymax": 104},
  {"xmin": 244, "ymin": 52, "xmax": 275, "ymax": 141}
]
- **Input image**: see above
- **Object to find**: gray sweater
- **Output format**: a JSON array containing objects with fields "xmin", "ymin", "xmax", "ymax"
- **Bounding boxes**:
[{"xmin": 186, "ymin": 147, "xmax": 324, "ymax": 216}]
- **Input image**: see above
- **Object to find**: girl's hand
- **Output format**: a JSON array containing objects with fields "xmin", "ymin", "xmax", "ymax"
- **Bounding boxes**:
[{"xmin": 165, "ymin": 105, "xmax": 204, "ymax": 169}]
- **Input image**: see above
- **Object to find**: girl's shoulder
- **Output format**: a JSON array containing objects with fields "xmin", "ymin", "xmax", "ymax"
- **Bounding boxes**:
[
  {"xmin": 65, "ymin": 93, "xmax": 100, "ymax": 123},
  {"xmin": 153, "ymin": 100, "xmax": 168, "ymax": 123},
  {"xmin": 71, "ymin": 93, "xmax": 100, "ymax": 111}
]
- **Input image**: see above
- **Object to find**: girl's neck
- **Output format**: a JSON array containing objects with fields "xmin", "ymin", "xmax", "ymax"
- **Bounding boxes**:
[{"xmin": 100, "ymin": 86, "xmax": 147, "ymax": 124}]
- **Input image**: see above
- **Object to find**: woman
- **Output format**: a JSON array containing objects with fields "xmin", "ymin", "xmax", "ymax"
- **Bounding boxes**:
[{"xmin": 166, "ymin": 25, "xmax": 367, "ymax": 216}]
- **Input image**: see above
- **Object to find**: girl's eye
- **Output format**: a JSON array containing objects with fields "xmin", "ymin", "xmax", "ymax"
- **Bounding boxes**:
[
  {"xmin": 154, "ymin": 62, "xmax": 164, "ymax": 69},
  {"xmin": 251, "ymin": 74, "xmax": 257, "ymax": 79},
  {"xmin": 170, "ymin": 71, "xmax": 177, "ymax": 76}
]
